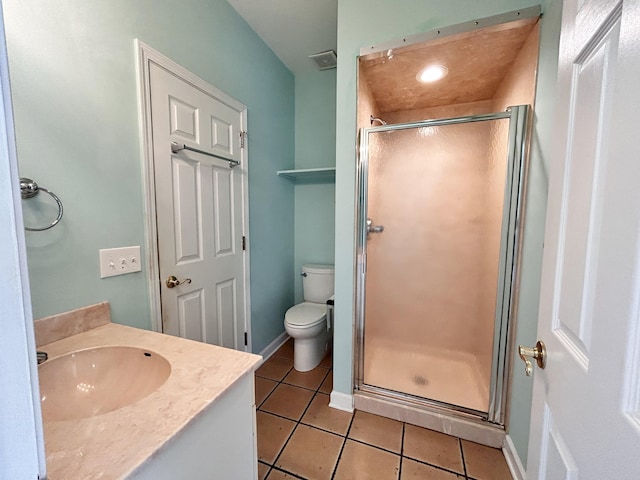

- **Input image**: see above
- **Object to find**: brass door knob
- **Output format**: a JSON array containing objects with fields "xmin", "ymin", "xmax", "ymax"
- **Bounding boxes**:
[
  {"xmin": 166, "ymin": 275, "xmax": 192, "ymax": 288},
  {"xmin": 518, "ymin": 341, "xmax": 546, "ymax": 376}
]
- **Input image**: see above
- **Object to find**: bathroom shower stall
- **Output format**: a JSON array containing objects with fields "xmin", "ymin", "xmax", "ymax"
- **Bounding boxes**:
[
  {"xmin": 355, "ymin": 105, "xmax": 529, "ymax": 424},
  {"xmin": 353, "ymin": 8, "xmax": 540, "ymax": 431}
]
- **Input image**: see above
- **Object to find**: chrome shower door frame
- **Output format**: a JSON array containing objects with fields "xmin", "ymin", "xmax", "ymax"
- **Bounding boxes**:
[{"xmin": 354, "ymin": 105, "xmax": 530, "ymax": 426}]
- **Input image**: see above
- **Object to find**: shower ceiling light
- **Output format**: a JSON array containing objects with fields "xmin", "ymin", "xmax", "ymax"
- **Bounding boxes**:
[{"xmin": 417, "ymin": 64, "xmax": 448, "ymax": 83}]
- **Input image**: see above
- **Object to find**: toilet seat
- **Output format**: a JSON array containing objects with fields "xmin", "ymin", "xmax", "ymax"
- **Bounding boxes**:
[{"xmin": 285, "ymin": 302, "xmax": 326, "ymax": 328}]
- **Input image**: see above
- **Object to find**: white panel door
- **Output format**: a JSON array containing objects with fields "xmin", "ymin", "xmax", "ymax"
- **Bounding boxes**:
[
  {"xmin": 149, "ymin": 62, "xmax": 247, "ymax": 350},
  {"xmin": 527, "ymin": 1, "xmax": 640, "ymax": 478}
]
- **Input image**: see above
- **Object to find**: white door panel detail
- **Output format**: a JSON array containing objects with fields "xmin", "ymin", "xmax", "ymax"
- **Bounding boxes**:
[
  {"xmin": 177, "ymin": 289, "xmax": 205, "ymax": 342},
  {"xmin": 211, "ymin": 115, "xmax": 232, "ymax": 153},
  {"xmin": 553, "ymin": 14, "xmax": 617, "ymax": 367},
  {"xmin": 214, "ymin": 168, "xmax": 234, "ymax": 256},
  {"xmin": 216, "ymin": 279, "xmax": 236, "ymax": 349},
  {"xmin": 169, "ymin": 96, "xmax": 199, "ymax": 142},
  {"xmin": 149, "ymin": 60, "xmax": 247, "ymax": 351},
  {"xmin": 172, "ymin": 156, "xmax": 202, "ymax": 263},
  {"xmin": 539, "ymin": 405, "xmax": 578, "ymax": 480},
  {"xmin": 528, "ymin": 1, "xmax": 640, "ymax": 478}
]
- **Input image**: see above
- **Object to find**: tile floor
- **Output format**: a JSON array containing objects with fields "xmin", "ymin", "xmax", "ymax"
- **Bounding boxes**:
[{"xmin": 255, "ymin": 339, "xmax": 513, "ymax": 480}]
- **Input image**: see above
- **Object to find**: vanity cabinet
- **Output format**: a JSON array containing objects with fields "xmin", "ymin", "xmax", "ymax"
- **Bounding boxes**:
[
  {"xmin": 36, "ymin": 312, "xmax": 261, "ymax": 479},
  {"xmin": 131, "ymin": 373, "xmax": 257, "ymax": 479}
]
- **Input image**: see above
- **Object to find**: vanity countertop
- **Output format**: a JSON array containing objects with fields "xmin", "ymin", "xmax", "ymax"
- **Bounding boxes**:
[{"xmin": 38, "ymin": 322, "xmax": 262, "ymax": 479}]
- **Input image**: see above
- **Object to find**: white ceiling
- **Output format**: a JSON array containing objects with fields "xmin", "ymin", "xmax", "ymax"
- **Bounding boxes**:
[{"xmin": 226, "ymin": 0, "xmax": 338, "ymax": 76}]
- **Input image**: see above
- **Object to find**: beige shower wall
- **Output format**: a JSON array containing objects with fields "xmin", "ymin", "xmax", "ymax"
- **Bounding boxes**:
[
  {"xmin": 370, "ymin": 23, "xmax": 540, "ymax": 383},
  {"xmin": 359, "ymin": 79, "xmax": 509, "ymax": 375},
  {"xmin": 492, "ymin": 23, "xmax": 540, "ymax": 112},
  {"xmin": 357, "ymin": 69, "xmax": 382, "ymax": 130},
  {"xmin": 357, "ymin": 22, "xmax": 539, "ymax": 405},
  {"xmin": 364, "ymin": 119, "xmax": 505, "ymax": 362},
  {"xmin": 477, "ymin": 23, "xmax": 540, "ymax": 376}
]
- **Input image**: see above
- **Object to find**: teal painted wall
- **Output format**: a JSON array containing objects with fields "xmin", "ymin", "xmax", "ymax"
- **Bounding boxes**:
[
  {"xmin": 294, "ymin": 183, "xmax": 336, "ymax": 303},
  {"xmin": 334, "ymin": 0, "xmax": 561, "ymax": 468},
  {"xmin": 3, "ymin": 0, "xmax": 295, "ymax": 354},
  {"xmin": 508, "ymin": 0, "xmax": 562, "ymax": 465},
  {"xmin": 294, "ymin": 71, "xmax": 336, "ymax": 303}
]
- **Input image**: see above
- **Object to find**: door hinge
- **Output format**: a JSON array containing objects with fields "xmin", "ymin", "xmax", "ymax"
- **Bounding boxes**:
[
  {"xmin": 242, "ymin": 235, "xmax": 246, "ymax": 251},
  {"xmin": 239, "ymin": 130, "xmax": 247, "ymax": 148},
  {"xmin": 244, "ymin": 331, "xmax": 248, "ymax": 346}
]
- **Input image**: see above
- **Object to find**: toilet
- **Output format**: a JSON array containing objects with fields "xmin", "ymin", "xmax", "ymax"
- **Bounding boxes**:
[{"xmin": 284, "ymin": 264, "xmax": 334, "ymax": 372}]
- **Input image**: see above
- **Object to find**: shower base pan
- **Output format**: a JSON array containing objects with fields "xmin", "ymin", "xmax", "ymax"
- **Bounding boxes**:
[{"xmin": 362, "ymin": 340, "xmax": 490, "ymax": 412}]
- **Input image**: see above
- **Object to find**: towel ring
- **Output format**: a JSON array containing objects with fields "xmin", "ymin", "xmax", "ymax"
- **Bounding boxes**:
[{"xmin": 20, "ymin": 177, "xmax": 64, "ymax": 231}]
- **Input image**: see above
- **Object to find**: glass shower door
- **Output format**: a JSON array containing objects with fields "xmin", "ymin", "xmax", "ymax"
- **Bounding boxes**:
[{"xmin": 356, "ymin": 107, "xmax": 528, "ymax": 420}]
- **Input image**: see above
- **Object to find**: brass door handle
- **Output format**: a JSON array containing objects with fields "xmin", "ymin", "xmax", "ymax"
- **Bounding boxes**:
[
  {"xmin": 518, "ymin": 341, "xmax": 546, "ymax": 376},
  {"xmin": 166, "ymin": 275, "xmax": 191, "ymax": 288}
]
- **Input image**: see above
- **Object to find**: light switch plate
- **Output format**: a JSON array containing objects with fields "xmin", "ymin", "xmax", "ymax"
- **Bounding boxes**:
[{"xmin": 99, "ymin": 246, "xmax": 142, "ymax": 278}]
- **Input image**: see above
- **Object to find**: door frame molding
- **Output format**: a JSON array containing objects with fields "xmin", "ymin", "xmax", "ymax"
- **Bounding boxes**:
[{"xmin": 134, "ymin": 40, "xmax": 252, "ymax": 351}]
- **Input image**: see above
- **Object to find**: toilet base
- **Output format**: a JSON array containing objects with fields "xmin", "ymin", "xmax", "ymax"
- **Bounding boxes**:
[{"xmin": 293, "ymin": 331, "xmax": 328, "ymax": 372}]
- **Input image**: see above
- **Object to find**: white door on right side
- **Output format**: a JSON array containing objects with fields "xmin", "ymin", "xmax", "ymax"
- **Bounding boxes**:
[{"xmin": 526, "ymin": 0, "xmax": 640, "ymax": 478}]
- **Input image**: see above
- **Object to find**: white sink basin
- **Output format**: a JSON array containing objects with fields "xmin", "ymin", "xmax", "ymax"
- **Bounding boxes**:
[{"xmin": 39, "ymin": 346, "xmax": 171, "ymax": 422}]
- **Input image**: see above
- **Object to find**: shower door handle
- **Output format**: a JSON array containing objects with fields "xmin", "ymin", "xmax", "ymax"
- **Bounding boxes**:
[{"xmin": 366, "ymin": 218, "xmax": 384, "ymax": 235}]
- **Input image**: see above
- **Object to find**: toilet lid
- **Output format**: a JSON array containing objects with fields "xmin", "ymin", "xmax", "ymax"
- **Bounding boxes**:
[{"xmin": 285, "ymin": 302, "xmax": 327, "ymax": 327}]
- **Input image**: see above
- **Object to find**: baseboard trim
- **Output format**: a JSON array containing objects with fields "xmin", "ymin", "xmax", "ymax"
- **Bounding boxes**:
[
  {"xmin": 329, "ymin": 391, "xmax": 354, "ymax": 413},
  {"xmin": 503, "ymin": 434, "xmax": 526, "ymax": 480},
  {"xmin": 258, "ymin": 331, "xmax": 289, "ymax": 362}
]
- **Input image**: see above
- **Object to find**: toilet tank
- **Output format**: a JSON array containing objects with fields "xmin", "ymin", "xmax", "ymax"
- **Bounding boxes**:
[{"xmin": 302, "ymin": 264, "xmax": 335, "ymax": 303}]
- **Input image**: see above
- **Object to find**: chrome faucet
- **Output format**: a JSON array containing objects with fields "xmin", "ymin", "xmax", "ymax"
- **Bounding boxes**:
[{"xmin": 36, "ymin": 351, "xmax": 48, "ymax": 365}]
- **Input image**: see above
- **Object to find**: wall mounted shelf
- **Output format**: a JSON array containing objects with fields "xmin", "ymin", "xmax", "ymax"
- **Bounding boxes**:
[{"xmin": 277, "ymin": 167, "xmax": 335, "ymax": 184}]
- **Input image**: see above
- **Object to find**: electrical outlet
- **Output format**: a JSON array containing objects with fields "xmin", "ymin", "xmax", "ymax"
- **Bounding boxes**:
[{"xmin": 99, "ymin": 246, "xmax": 142, "ymax": 278}]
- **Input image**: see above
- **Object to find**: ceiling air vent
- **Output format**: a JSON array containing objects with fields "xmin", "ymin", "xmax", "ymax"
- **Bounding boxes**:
[{"xmin": 309, "ymin": 50, "xmax": 337, "ymax": 70}]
